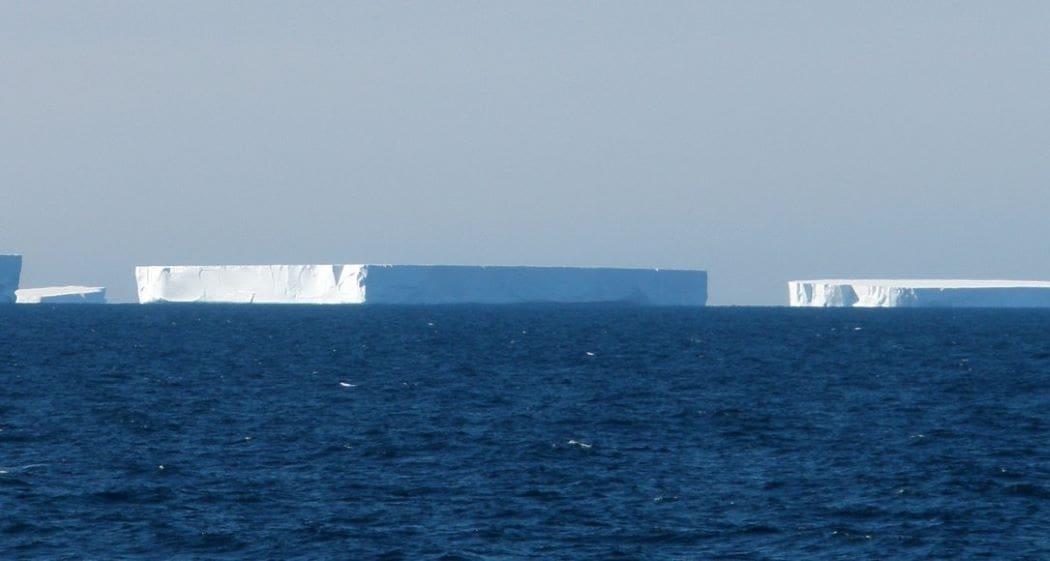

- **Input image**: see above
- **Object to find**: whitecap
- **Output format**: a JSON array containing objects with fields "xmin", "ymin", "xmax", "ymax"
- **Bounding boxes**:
[{"xmin": 0, "ymin": 463, "xmax": 46, "ymax": 473}]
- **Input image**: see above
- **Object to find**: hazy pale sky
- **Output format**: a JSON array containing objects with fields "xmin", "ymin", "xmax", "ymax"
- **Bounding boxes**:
[{"xmin": 4, "ymin": 2, "xmax": 1049, "ymax": 304}]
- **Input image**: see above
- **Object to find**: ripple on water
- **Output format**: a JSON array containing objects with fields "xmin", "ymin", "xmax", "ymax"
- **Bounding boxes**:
[{"xmin": 0, "ymin": 306, "xmax": 1048, "ymax": 559}]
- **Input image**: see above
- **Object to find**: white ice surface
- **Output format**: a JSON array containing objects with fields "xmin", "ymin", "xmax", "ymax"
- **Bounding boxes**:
[
  {"xmin": 0, "ymin": 255, "xmax": 22, "ymax": 304},
  {"xmin": 136, "ymin": 265, "xmax": 366, "ymax": 304},
  {"xmin": 136, "ymin": 265, "xmax": 707, "ymax": 305},
  {"xmin": 16, "ymin": 286, "xmax": 107, "ymax": 304},
  {"xmin": 789, "ymin": 279, "xmax": 1050, "ymax": 308}
]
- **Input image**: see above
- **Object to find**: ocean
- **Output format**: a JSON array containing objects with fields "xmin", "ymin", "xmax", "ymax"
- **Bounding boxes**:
[{"xmin": 1, "ymin": 305, "xmax": 1048, "ymax": 560}]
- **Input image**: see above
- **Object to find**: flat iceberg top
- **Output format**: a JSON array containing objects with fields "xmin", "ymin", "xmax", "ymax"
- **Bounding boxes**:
[
  {"xmin": 136, "ymin": 264, "xmax": 707, "ymax": 305},
  {"xmin": 143, "ymin": 264, "xmax": 696, "ymax": 272},
  {"xmin": 792, "ymin": 279, "xmax": 1050, "ymax": 288},
  {"xmin": 16, "ymin": 286, "xmax": 107, "ymax": 304},
  {"xmin": 17, "ymin": 285, "xmax": 106, "ymax": 296}
]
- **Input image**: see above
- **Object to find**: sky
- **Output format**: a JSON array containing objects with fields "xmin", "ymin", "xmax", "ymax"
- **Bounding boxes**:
[{"xmin": 3, "ymin": 2, "xmax": 1049, "ymax": 305}]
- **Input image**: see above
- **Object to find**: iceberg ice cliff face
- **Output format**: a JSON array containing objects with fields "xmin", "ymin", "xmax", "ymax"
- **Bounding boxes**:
[
  {"xmin": 789, "ymin": 280, "xmax": 1050, "ymax": 308},
  {"xmin": 361, "ymin": 265, "xmax": 706, "ymax": 305},
  {"xmin": 0, "ymin": 255, "xmax": 22, "ymax": 304},
  {"xmin": 16, "ymin": 286, "xmax": 107, "ymax": 304},
  {"xmin": 136, "ymin": 265, "xmax": 366, "ymax": 304},
  {"xmin": 136, "ymin": 265, "xmax": 707, "ymax": 305}
]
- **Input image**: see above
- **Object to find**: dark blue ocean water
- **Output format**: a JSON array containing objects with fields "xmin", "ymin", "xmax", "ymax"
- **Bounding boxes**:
[{"xmin": 1, "ymin": 306, "xmax": 1048, "ymax": 560}]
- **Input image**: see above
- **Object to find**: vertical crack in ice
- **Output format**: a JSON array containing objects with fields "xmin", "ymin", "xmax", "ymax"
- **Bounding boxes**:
[{"xmin": 359, "ymin": 265, "xmax": 368, "ymax": 303}]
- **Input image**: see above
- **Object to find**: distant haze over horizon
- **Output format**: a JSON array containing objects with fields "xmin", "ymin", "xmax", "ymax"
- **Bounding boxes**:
[{"xmin": 5, "ymin": 3, "xmax": 1050, "ymax": 305}]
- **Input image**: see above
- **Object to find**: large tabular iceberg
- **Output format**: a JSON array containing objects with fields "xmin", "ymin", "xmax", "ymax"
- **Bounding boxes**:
[
  {"xmin": 136, "ymin": 265, "xmax": 707, "ymax": 305},
  {"xmin": 789, "ymin": 279, "xmax": 1050, "ymax": 308},
  {"xmin": 16, "ymin": 286, "xmax": 107, "ymax": 304},
  {"xmin": 0, "ymin": 255, "xmax": 22, "ymax": 304}
]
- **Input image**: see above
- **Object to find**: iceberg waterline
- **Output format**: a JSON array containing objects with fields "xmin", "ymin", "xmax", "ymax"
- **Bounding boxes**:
[
  {"xmin": 136, "ymin": 265, "xmax": 708, "ymax": 305},
  {"xmin": 16, "ymin": 253, "xmax": 1050, "ymax": 306}
]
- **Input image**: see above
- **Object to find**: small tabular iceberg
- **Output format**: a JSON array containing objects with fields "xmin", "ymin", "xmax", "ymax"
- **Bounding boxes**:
[
  {"xmin": 788, "ymin": 279, "xmax": 1050, "ymax": 308},
  {"xmin": 16, "ymin": 286, "xmax": 107, "ymax": 304},
  {"xmin": 135, "ymin": 264, "xmax": 708, "ymax": 305},
  {"xmin": 0, "ymin": 255, "xmax": 22, "ymax": 304}
]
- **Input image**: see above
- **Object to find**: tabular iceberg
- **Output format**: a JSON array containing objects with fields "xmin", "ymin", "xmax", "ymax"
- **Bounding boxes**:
[
  {"xmin": 136, "ymin": 265, "xmax": 707, "ymax": 305},
  {"xmin": 789, "ymin": 279, "xmax": 1050, "ymax": 308},
  {"xmin": 16, "ymin": 286, "xmax": 107, "ymax": 304},
  {"xmin": 0, "ymin": 255, "xmax": 22, "ymax": 304}
]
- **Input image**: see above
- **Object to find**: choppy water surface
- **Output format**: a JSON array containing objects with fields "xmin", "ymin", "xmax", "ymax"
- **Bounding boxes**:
[{"xmin": 1, "ymin": 306, "xmax": 1048, "ymax": 559}]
